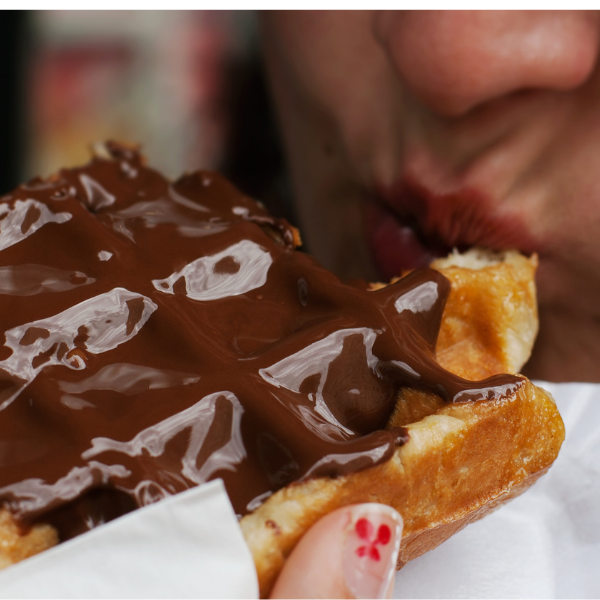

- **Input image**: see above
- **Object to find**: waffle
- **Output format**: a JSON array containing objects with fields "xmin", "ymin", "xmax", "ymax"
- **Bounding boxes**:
[
  {"xmin": 0, "ymin": 146, "xmax": 564, "ymax": 599},
  {"xmin": 242, "ymin": 249, "xmax": 564, "ymax": 597}
]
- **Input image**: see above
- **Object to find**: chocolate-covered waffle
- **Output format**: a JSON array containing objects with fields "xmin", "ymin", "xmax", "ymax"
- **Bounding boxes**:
[{"xmin": 0, "ymin": 143, "xmax": 564, "ymax": 596}]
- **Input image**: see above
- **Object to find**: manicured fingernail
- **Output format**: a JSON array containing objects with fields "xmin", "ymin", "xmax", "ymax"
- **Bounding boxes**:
[{"xmin": 342, "ymin": 504, "xmax": 403, "ymax": 599}]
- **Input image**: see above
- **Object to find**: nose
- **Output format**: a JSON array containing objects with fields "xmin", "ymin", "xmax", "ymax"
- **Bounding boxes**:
[{"xmin": 374, "ymin": 11, "xmax": 600, "ymax": 116}]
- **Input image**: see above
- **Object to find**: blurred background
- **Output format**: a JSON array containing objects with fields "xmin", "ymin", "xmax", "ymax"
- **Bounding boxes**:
[{"xmin": 0, "ymin": 10, "xmax": 293, "ymax": 221}]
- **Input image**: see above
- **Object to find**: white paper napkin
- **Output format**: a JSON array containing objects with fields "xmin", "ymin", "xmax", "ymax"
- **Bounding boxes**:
[{"xmin": 0, "ymin": 479, "xmax": 258, "ymax": 599}]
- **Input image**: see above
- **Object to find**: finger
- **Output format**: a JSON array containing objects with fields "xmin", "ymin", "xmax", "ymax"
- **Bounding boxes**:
[{"xmin": 270, "ymin": 503, "xmax": 403, "ymax": 599}]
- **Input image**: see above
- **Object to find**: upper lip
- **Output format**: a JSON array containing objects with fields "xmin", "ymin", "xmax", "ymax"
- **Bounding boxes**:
[{"xmin": 375, "ymin": 175, "xmax": 536, "ymax": 255}]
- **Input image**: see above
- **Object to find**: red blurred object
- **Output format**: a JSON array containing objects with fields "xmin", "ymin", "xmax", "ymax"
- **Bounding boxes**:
[{"xmin": 27, "ymin": 11, "xmax": 254, "ymax": 179}]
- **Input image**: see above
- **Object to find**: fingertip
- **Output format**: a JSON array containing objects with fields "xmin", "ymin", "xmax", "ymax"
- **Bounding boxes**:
[
  {"xmin": 270, "ymin": 504, "xmax": 402, "ymax": 599},
  {"xmin": 270, "ymin": 507, "xmax": 349, "ymax": 598}
]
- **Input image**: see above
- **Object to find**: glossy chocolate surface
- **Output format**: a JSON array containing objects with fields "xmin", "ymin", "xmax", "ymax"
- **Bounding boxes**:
[{"xmin": 0, "ymin": 143, "xmax": 522, "ymax": 539}]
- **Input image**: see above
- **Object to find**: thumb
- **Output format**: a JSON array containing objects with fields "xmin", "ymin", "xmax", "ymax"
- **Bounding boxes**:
[{"xmin": 270, "ymin": 503, "xmax": 403, "ymax": 599}]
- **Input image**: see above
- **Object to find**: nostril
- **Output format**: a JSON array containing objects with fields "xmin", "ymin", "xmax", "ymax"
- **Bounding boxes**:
[{"xmin": 374, "ymin": 10, "xmax": 600, "ymax": 117}]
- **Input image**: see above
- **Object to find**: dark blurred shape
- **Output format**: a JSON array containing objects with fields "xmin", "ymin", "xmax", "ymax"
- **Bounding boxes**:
[
  {"xmin": 222, "ymin": 51, "xmax": 297, "ymax": 227},
  {"xmin": 0, "ymin": 11, "xmax": 28, "ymax": 195}
]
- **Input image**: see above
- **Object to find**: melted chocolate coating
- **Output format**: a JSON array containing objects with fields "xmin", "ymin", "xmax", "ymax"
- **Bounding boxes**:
[{"xmin": 0, "ymin": 143, "xmax": 522, "ymax": 539}]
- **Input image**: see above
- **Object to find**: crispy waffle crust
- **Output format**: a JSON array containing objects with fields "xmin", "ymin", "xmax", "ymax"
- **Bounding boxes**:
[
  {"xmin": 0, "ymin": 243, "xmax": 564, "ymax": 596},
  {"xmin": 242, "ymin": 249, "xmax": 565, "ymax": 597},
  {"xmin": 0, "ymin": 510, "xmax": 58, "ymax": 569}
]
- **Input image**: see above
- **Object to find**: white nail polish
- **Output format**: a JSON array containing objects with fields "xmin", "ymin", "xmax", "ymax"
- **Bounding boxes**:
[{"xmin": 342, "ymin": 504, "xmax": 403, "ymax": 599}]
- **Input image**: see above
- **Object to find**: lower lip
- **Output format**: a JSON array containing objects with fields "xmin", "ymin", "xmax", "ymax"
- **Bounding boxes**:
[{"xmin": 364, "ymin": 201, "xmax": 447, "ymax": 279}]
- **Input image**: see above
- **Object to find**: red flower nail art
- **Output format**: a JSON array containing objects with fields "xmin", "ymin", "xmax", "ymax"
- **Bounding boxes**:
[{"xmin": 354, "ymin": 517, "xmax": 391, "ymax": 561}]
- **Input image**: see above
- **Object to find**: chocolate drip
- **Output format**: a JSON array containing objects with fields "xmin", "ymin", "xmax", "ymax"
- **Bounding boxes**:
[{"xmin": 0, "ymin": 143, "xmax": 522, "ymax": 540}]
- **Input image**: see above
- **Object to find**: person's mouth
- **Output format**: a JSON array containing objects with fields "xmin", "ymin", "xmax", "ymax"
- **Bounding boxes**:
[{"xmin": 364, "ymin": 178, "xmax": 535, "ymax": 280}]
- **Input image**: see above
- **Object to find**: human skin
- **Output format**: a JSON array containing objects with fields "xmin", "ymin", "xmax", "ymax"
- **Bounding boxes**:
[
  {"xmin": 270, "ymin": 504, "xmax": 402, "ymax": 599},
  {"xmin": 260, "ymin": 10, "xmax": 600, "ymax": 382}
]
